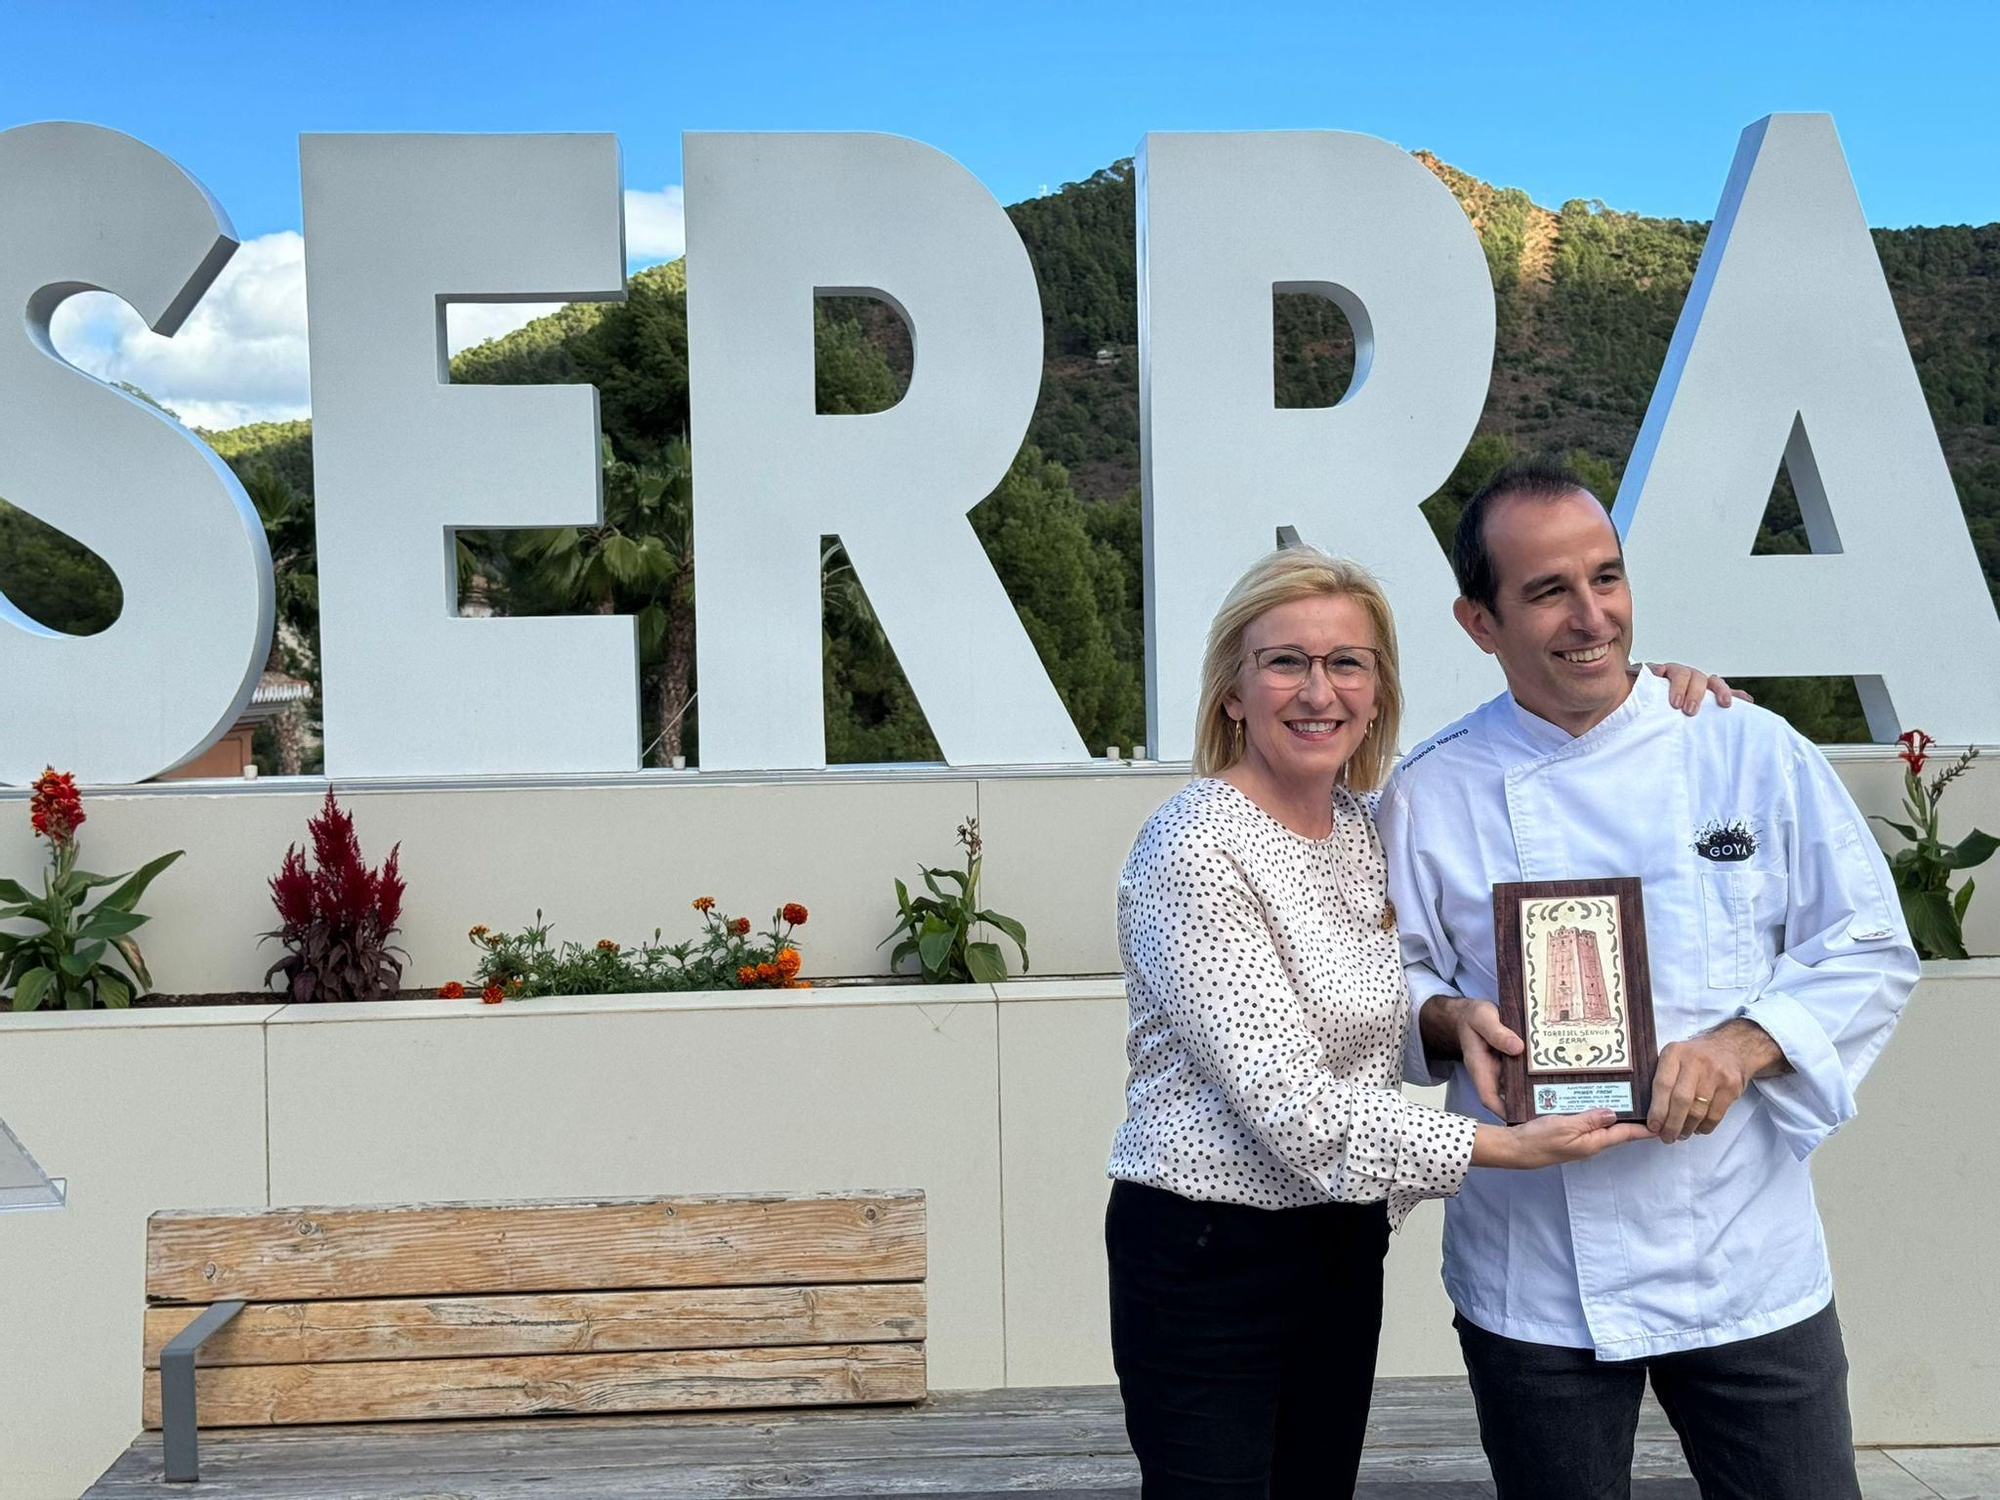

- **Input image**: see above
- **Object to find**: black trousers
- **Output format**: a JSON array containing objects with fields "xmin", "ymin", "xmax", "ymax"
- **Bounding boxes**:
[
  {"xmin": 1105, "ymin": 1179, "xmax": 1391, "ymax": 1499},
  {"xmin": 1455, "ymin": 1302, "xmax": 1861, "ymax": 1500}
]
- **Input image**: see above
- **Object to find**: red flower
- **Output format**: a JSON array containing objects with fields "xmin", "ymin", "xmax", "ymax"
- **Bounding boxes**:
[
  {"xmin": 782, "ymin": 903, "xmax": 809, "ymax": 927},
  {"xmin": 438, "ymin": 981, "xmax": 466, "ymax": 999},
  {"xmin": 270, "ymin": 790, "xmax": 403, "ymax": 939},
  {"xmin": 692, "ymin": 896, "xmax": 716, "ymax": 913},
  {"xmin": 596, "ymin": 939, "xmax": 620, "ymax": 952},
  {"xmin": 306, "ymin": 789, "xmax": 371, "ymax": 926},
  {"xmin": 268, "ymin": 846, "xmax": 315, "ymax": 930},
  {"xmin": 28, "ymin": 767, "xmax": 85, "ymax": 847},
  {"xmin": 735, "ymin": 964, "xmax": 758, "ymax": 985},
  {"xmin": 1897, "ymin": 728, "xmax": 1935, "ymax": 775},
  {"xmin": 261, "ymin": 788, "xmax": 406, "ymax": 1006},
  {"xmin": 481, "ymin": 984, "xmax": 504, "ymax": 1004},
  {"xmin": 372, "ymin": 844, "xmax": 405, "ymax": 934},
  {"xmin": 731, "ymin": 917, "xmax": 751, "ymax": 936}
]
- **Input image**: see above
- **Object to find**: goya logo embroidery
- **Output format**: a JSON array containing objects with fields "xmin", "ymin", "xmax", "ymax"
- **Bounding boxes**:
[{"xmin": 1693, "ymin": 819, "xmax": 1759, "ymax": 862}]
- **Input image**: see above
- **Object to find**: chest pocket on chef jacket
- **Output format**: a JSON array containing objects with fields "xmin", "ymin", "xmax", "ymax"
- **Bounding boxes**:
[{"xmin": 1699, "ymin": 871, "xmax": 1780, "ymax": 988}]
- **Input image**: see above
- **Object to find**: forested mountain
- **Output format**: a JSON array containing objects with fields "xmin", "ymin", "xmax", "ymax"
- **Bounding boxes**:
[{"xmin": 5, "ymin": 153, "xmax": 1997, "ymax": 766}]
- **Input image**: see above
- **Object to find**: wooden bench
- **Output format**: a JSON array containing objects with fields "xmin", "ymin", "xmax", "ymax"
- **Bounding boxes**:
[{"xmin": 138, "ymin": 1190, "xmax": 926, "ymax": 1483}]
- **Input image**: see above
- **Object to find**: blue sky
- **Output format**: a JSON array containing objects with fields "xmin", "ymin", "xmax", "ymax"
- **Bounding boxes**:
[{"xmin": 6, "ymin": 0, "xmax": 1994, "ymax": 427}]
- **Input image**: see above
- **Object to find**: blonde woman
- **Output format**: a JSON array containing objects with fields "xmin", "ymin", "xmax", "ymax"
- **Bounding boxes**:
[{"xmin": 1104, "ymin": 547, "xmax": 1730, "ymax": 1498}]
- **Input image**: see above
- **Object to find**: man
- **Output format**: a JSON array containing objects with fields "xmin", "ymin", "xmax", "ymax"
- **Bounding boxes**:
[{"xmin": 1377, "ymin": 457, "xmax": 1916, "ymax": 1500}]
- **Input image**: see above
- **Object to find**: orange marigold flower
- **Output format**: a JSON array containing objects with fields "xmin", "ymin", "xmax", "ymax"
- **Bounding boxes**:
[
  {"xmin": 755, "ymin": 962, "xmax": 779, "ymax": 983},
  {"xmin": 731, "ymin": 917, "xmax": 751, "ymax": 936},
  {"xmin": 692, "ymin": 896, "xmax": 716, "ymax": 912},
  {"xmin": 468, "ymin": 924, "xmax": 491, "ymax": 941},
  {"xmin": 480, "ymin": 984, "xmax": 504, "ymax": 1004},
  {"xmin": 506, "ymin": 976, "xmax": 524, "ymax": 991},
  {"xmin": 776, "ymin": 947, "xmax": 802, "ymax": 976},
  {"xmin": 782, "ymin": 903, "xmax": 808, "ymax": 926},
  {"xmin": 788, "ymin": 979, "xmax": 811, "ymax": 989},
  {"xmin": 596, "ymin": 938, "xmax": 620, "ymax": 952},
  {"xmin": 735, "ymin": 964, "xmax": 758, "ymax": 986},
  {"xmin": 437, "ymin": 981, "xmax": 466, "ymax": 999}
]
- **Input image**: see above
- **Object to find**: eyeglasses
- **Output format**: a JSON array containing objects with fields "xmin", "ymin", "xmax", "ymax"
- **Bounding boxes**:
[{"xmin": 1247, "ymin": 645, "xmax": 1380, "ymax": 688}]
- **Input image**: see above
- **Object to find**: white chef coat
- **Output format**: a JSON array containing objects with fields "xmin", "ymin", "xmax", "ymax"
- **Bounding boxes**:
[{"xmin": 1377, "ymin": 670, "xmax": 1916, "ymax": 1360}]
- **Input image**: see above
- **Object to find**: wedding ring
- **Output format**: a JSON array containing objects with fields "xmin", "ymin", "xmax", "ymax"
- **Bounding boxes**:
[{"xmin": 1693, "ymin": 1096, "xmax": 1712, "ymax": 1109}]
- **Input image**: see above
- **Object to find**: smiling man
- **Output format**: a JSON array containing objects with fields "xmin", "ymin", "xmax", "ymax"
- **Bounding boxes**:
[{"xmin": 1376, "ymin": 457, "xmax": 1918, "ymax": 1500}]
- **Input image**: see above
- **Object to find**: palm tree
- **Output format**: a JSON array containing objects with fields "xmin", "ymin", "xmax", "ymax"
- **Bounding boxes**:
[
  {"xmin": 481, "ymin": 439, "xmax": 890, "ymax": 768},
  {"xmin": 494, "ymin": 439, "xmax": 694, "ymax": 765},
  {"xmin": 241, "ymin": 468, "xmax": 319, "ymax": 775},
  {"xmin": 819, "ymin": 538, "xmax": 878, "ymax": 639},
  {"xmin": 637, "ymin": 440, "xmax": 696, "ymax": 765}
]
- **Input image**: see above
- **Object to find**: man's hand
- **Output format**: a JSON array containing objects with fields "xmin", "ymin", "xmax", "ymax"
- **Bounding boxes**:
[
  {"xmin": 1420, "ymin": 995, "xmax": 1523, "ymax": 1116},
  {"xmin": 1648, "ymin": 1019, "xmax": 1789, "ymax": 1143}
]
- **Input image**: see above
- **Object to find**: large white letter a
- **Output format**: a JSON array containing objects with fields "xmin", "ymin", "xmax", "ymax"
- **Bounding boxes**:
[{"xmin": 1616, "ymin": 113, "xmax": 2000, "ymax": 743}]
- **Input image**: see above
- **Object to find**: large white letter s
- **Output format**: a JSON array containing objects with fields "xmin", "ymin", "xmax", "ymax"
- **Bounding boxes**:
[{"xmin": 0, "ymin": 122, "xmax": 273, "ymax": 785}]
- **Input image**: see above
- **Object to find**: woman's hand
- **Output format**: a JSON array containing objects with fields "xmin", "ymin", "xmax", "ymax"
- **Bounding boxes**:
[
  {"xmin": 1645, "ymin": 662, "xmax": 1755, "ymax": 716},
  {"xmin": 1472, "ymin": 1110, "xmax": 1652, "ymax": 1170}
]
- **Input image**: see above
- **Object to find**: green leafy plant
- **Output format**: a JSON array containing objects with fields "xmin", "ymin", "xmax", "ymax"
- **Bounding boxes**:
[
  {"xmin": 1872, "ymin": 731, "xmax": 1996, "ymax": 960},
  {"xmin": 460, "ymin": 898, "xmax": 808, "ymax": 1000},
  {"xmin": 0, "ymin": 768, "xmax": 182, "ymax": 1011},
  {"xmin": 881, "ymin": 817, "xmax": 1029, "ymax": 984}
]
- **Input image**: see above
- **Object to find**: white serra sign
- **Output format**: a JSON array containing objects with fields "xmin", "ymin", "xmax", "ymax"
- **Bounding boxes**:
[{"xmin": 0, "ymin": 114, "xmax": 1995, "ymax": 786}]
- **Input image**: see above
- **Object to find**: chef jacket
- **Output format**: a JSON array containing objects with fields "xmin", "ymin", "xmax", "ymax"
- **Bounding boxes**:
[{"xmin": 1377, "ymin": 670, "xmax": 1916, "ymax": 1359}]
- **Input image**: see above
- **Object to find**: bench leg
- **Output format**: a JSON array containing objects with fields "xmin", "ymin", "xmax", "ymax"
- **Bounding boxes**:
[{"xmin": 160, "ymin": 1300, "xmax": 245, "ymax": 1483}]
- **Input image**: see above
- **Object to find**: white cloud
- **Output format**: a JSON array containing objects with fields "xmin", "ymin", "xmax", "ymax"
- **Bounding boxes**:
[
  {"xmin": 443, "ymin": 302, "xmax": 566, "ymax": 356},
  {"xmin": 49, "ymin": 230, "xmax": 312, "ymax": 431},
  {"xmin": 625, "ymin": 184, "xmax": 685, "ymax": 262},
  {"xmin": 43, "ymin": 183, "xmax": 685, "ymax": 432}
]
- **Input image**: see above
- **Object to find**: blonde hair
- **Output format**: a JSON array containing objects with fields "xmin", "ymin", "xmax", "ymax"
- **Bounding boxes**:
[{"xmin": 1191, "ymin": 547, "xmax": 1404, "ymax": 791}]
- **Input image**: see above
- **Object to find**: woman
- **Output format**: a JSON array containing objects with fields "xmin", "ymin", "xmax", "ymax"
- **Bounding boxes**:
[{"xmin": 1105, "ymin": 546, "xmax": 1723, "ymax": 1498}]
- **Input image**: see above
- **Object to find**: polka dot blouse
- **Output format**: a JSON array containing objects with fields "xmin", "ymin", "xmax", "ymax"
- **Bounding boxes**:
[{"xmin": 1108, "ymin": 777, "xmax": 1478, "ymax": 1229}]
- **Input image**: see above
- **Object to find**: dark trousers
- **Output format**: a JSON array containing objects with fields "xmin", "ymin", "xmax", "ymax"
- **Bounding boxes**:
[
  {"xmin": 1455, "ymin": 1302, "xmax": 1860, "ymax": 1500},
  {"xmin": 1105, "ymin": 1179, "xmax": 1391, "ymax": 1499}
]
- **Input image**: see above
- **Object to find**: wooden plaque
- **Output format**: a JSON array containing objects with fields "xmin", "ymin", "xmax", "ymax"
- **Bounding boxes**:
[{"xmin": 1491, "ymin": 878, "xmax": 1657, "ymax": 1125}]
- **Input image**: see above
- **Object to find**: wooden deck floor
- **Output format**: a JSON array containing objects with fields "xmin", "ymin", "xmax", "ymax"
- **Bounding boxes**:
[{"xmin": 84, "ymin": 1380, "xmax": 1983, "ymax": 1498}]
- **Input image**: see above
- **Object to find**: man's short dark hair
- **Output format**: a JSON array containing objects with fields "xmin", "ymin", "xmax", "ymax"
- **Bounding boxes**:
[{"xmin": 1450, "ymin": 455, "xmax": 1606, "ymax": 615}]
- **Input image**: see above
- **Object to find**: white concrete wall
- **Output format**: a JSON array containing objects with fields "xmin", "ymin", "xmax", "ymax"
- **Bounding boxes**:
[
  {"xmin": 0, "ymin": 750, "xmax": 1993, "ymax": 1495},
  {"xmin": 0, "ymin": 1006, "xmax": 275, "ymax": 1500},
  {"xmin": 0, "ymin": 747, "xmax": 1991, "ymax": 997},
  {"xmin": 0, "ymin": 966, "xmax": 1992, "ymax": 1499}
]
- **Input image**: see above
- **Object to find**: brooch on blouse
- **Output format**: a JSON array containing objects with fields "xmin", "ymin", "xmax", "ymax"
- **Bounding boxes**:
[{"xmin": 1378, "ymin": 897, "xmax": 1397, "ymax": 932}]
